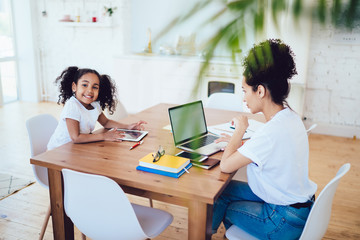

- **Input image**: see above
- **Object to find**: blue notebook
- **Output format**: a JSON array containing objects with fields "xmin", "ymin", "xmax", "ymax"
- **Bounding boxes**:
[{"xmin": 136, "ymin": 163, "xmax": 192, "ymax": 178}]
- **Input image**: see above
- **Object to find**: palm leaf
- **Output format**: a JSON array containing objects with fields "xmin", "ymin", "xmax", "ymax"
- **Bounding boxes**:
[{"xmin": 157, "ymin": 0, "xmax": 360, "ymax": 95}]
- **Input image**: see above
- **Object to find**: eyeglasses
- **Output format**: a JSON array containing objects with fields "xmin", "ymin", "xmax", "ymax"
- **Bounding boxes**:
[{"xmin": 152, "ymin": 145, "xmax": 165, "ymax": 162}]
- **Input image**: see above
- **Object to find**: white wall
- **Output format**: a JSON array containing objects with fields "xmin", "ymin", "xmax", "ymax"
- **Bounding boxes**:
[
  {"xmin": 304, "ymin": 22, "xmax": 360, "ymax": 137},
  {"xmin": 28, "ymin": 0, "xmax": 360, "ymax": 137},
  {"xmin": 31, "ymin": 0, "xmax": 130, "ymax": 102}
]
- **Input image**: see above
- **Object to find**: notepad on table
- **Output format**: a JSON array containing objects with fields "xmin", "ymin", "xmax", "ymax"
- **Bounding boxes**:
[
  {"xmin": 137, "ymin": 153, "xmax": 191, "ymax": 173},
  {"xmin": 136, "ymin": 163, "xmax": 192, "ymax": 178},
  {"xmin": 208, "ymin": 119, "xmax": 264, "ymax": 140},
  {"xmin": 191, "ymin": 158, "xmax": 220, "ymax": 170}
]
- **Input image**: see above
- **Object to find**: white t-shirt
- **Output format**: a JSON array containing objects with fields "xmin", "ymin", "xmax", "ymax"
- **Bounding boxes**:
[
  {"xmin": 238, "ymin": 108, "xmax": 317, "ymax": 205},
  {"xmin": 47, "ymin": 96, "xmax": 102, "ymax": 150}
]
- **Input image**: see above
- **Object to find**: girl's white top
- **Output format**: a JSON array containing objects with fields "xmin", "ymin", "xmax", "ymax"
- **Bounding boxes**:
[
  {"xmin": 47, "ymin": 96, "xmax": 102, "ymax": 150},
  {"xmin": 239, "ymin": 108, "xmax": 317, "ymax": 205}
]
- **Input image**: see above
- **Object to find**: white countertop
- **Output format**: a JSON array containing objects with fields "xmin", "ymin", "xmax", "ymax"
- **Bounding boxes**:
[{"xmin": 113, "ymin": 53, "xmax": 241, "ymax": 65}]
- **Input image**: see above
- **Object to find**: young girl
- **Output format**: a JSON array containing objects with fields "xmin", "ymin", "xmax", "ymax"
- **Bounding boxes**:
[
  {"xmin": 47, "ymin": 66, "xmax": 146, "ymax": 150},
  {"xmin": 212, "ymin": 39, "xmax": 317, "ymax": 239}
]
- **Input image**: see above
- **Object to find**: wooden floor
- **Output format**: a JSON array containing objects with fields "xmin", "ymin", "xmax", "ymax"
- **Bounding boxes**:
[{"xmin": 0, "ymin": 101, "xmax": 359, "ymax": 240}]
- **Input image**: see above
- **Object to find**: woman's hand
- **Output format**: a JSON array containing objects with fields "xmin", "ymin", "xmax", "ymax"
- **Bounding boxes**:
[
  {"xmin": 128, "ymin": 120, "xmax": 147, "ymax": 130},
  {"xmin": 103, "ymin": 128, "xmax": 125, "ymax": 141},
  {"xmin": 215, "ymin": 133, "xmax": 232, "ymax": 143},
  {"xmin": 232, "ymin": 115, "xmax": 249, "ymax": 133}
]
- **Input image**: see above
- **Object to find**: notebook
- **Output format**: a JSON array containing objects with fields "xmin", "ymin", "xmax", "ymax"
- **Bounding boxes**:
[
  {"xmin": 191, "ymin": 158, "xmax": 220, "ymax": 170},
  {"xmin": 138, "ymin": 153, "xmax": 190, "ymax": 173},
  {"xmin": 168, "ymin": 101, "xmax": 227, "ymax": 156},
  {"xmin": 136, "ymin": 163, "xmax": 192, "ymax": 178},
  {"xmin": 136, "ymin": 153, "xmax": 192, "ymax": 178},
  {"xmin": 208, "ymin": 119, "xmax": 265, "ymax": 140}
]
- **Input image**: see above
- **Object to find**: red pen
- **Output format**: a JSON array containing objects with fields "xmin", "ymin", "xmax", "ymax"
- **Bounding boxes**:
[{"xmin": 130, "ymin": 140, "xmax": 143, "ymax": 150}]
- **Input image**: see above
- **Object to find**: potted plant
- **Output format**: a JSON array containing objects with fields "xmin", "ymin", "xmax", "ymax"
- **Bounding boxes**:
[
  {"xmin": 103, "ymin": 6, "xmax": 117, "ymax": 25},
  {"xmin": 104, "ymin": 6, "xmax": 117, "ymax": 17}
]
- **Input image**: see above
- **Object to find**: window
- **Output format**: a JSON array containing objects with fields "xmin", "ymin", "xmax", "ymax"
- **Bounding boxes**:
[{"xmin": 0, "ymin": 0, "xmax": 18, "ymax": 104}]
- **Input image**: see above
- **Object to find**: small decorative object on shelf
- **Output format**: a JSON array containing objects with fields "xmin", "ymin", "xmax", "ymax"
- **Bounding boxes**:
[
  {"xmin": 58, "ymin": 6, "xmax": 117, "ymax": 27},
  {"xmin": 144, "ymin": 28, "xmax": 152, "ymax": 53},
  {"xmin": 104, "ymin": 6, "xmax": 117, "ymax": 17},
  {"xmin": 59, "ymin": 14, "xmax": 73, "ymax": 22}
]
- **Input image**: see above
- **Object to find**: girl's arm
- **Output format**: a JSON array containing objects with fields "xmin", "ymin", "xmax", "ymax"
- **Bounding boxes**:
[
  {"xmin": 219, "ymin": 115, "xmax": 252, "ymax": 173},
  {"xmin": 66, "ymin": 118, "xmax": 123, "ymax": 143},
  {"xmin": 97, "ymin": 113, "xmax": 147, "ymax": 130}
]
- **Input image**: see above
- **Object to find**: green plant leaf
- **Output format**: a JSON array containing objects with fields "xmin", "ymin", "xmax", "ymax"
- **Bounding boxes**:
[{"xmin": 155, "ymin": 0, "xmax": 360, "ymax": 95}]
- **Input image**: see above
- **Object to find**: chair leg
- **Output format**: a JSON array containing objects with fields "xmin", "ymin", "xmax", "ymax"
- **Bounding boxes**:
[
  {"xmin": 39, "ymin": 205, "xmax": 51, "ymax": 240},
  {"xmin": 149, "ymin": 198, "xmax": 153, "ymax": 208}
]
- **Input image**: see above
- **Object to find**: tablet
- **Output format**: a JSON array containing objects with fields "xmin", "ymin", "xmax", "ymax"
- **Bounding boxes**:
[{"xmin": 116, "ymin": 129, "xmax": 148, "ymax": 142}]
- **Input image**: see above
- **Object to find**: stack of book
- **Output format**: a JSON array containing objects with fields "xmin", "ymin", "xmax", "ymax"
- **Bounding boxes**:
[{"xmin": 136, "ymin": 153, "xmax": 192, "ymax": 178}]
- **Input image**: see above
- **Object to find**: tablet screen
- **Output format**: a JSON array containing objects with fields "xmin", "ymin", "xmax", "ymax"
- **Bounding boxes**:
[{"xmin": 116, "ymin": 129, "xmax": 148, "ymax": 142}]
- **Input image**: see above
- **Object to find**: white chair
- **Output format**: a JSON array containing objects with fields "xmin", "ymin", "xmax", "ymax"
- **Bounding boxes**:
[
  {"xmin": 62, "ymin": 169, "xmax": 174, "ymax": 240},
  {"xmin": 306, "ymin": 123, "xmax": 318, "ymax": 135},
  {"xmin": 104, "ymin": 100, "xmax": 128, "ymax": 120},
  {"xmin": 26, "ymin": 114, "xmax": 58, "ymax": 240},
  {"xmin": 226, "ymin": 163, "xmax": 351, "ymax": 240},
  {"xmin": 206, "ymin": 92, "xmax": 243, "ymax": 112}
]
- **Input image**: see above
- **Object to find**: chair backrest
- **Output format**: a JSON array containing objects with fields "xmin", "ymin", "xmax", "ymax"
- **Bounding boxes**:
[
  {"xmin": 26, "ymin": 114, "xmax": 58, "ymax": 188},
  {"xmin": 104, "ymin": 100, "xmax": 128, "ymax": 120},
  {"xmin": 206, "ymin": 92, "xmax": 243, "ymax": 112},
  {"xmin": 299, "ymin": 163, "xmax": 351, "ymax": 240},
  {"xmin": 226, "ymin": 163, "xmax": 350, "ymax": 240},
  {"xmin": 306, "ymin": 123, "xmax": 318, "ymax": 135},
  {"xmin": 62, "ymin": 169, "xmax": 148, "ymax": 240}
]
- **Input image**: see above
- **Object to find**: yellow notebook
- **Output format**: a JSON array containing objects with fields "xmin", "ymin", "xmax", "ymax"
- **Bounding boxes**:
[{"xmin": 139, "ymin": 153, "xmax": 190, "ymax": 173}]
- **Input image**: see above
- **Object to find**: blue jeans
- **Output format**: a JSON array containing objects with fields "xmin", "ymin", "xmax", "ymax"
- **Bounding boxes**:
[{"xmin": 212, "ymin": 181, "xmax": 312, "ymax": 240}]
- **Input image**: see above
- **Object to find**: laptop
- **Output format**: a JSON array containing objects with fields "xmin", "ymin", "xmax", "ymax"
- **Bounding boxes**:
[{"xmin": 168, "ymin": 101, "xmax": 227, "ymax": 156}]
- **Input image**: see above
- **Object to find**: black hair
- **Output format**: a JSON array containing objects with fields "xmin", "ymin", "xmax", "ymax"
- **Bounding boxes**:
[
  {"xmin": 55, "ymin": 66, "xmax": 117, "ymax": 114},
  {"xmin": 242, "ymin": 39, "xmax": 297, "ymax": 107}
]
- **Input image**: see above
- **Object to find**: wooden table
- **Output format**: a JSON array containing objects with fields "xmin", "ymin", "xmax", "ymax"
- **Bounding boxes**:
[{"xmin": 30, "ymin": 103, "xmax": 264, "ymax": 240}]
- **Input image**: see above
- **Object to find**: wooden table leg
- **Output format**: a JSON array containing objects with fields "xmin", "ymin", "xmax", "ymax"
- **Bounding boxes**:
[
  {"xmin": 206, "ymin": 204, "xmax": 213, "ymax": 240},
  {"xmin": 188, "ymin": 201, "xmax": 213, "ymax": 240},
  {"xmin": 48, "ymin": 169, "xmax": 74, "ymax": 240}
]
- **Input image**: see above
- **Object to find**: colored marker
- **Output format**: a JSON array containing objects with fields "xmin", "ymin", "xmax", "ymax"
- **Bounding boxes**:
[{"xmin": 130, "ymin": 140, "xmax": 143, "ymax": 150}]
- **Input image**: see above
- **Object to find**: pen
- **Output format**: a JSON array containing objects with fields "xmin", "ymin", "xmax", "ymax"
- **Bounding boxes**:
[
  {"xmin": 230, "ymin": 126, "xmax": 247, "ymax": 133},
  {"xmin": 130, "ymin": 140, "xmax": 143, "ymax": 150},
  {"xmin": 183, "ymin": 167, "xmax": 190, "ymax": 174}
]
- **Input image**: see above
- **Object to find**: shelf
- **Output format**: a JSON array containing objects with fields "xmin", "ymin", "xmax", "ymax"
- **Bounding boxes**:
[
  {"xmin": 114, "ymin": 54, "xmax": 240, "ymax": 65},
  {"xmin": 59, "ymin": 21, "xmax": 112, "ymax": 28}
]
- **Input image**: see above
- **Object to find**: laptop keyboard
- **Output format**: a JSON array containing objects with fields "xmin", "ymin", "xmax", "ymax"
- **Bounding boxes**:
[{"xmin": 182, "ymin": 135, "xmax": 219, "ymax": 150}]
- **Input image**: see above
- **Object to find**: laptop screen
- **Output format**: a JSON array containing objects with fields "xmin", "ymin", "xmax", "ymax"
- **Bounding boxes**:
[{"xmin": 168, "ymin": 101, "xmax": 208, "ymax": 145}]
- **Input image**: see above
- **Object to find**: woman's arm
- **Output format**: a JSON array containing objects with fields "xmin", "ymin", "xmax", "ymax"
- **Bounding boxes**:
[
  {"xmin": 220, "ymin": 115, "xmax": 252, "ymax": 173},
  {"xmin": 66, "ymin": 118, "xmax": 123, "ymax": 143}
]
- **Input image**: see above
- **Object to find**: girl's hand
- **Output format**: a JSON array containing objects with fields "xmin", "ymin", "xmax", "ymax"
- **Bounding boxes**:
[
  {"xmin": 128, "ymin": 120, "xmax": 147, "ymax": 131},
  {"xmin": 104, "ymin": 128, "xmax": 125, "ymax": 141},
  {"xmin": 231, "ymin": 115, "xmax": 249, "ymax": 133},
  {"xmin": 215, "ymin": 133, "xmax": 232, "ymax": 143}
]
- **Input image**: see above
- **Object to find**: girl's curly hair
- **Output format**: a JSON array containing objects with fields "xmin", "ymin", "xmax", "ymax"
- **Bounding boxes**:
[
  {"xmin": 242, "ymin": 39, "xmax": 297, "ymax": 107},
  {"xmin": 55, "ymin": 66, "xmax": 117, "ymax": 114}
]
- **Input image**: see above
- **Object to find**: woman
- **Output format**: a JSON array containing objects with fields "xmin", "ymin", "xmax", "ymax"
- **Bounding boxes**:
[{"xmin": 212, "ymin": 39, "xmax": 317, "ymax": 240}]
